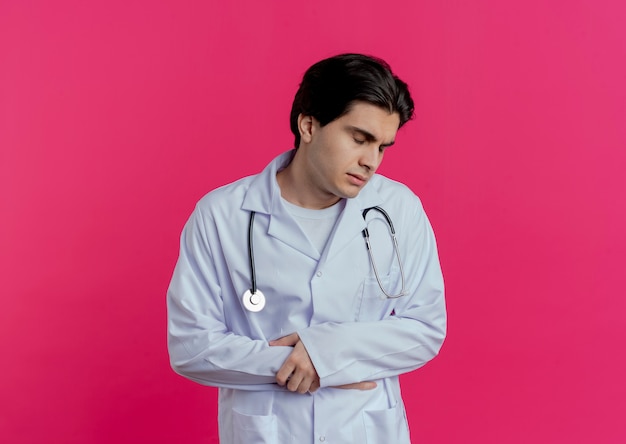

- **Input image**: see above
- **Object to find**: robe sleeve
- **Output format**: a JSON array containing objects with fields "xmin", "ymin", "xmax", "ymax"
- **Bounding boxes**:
[
  {"xmin": 297, "ymin": 200, "xmax": 446, "ymax": 387},
  {"xmin": 167, "ymin": 207, "xmax": 291, "ymax": 390}
]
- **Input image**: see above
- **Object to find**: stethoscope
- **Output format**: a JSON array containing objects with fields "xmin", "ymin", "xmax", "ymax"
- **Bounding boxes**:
[{"xmin": 242, "ymin": 206, "xmax": 407, "ymax": 312}]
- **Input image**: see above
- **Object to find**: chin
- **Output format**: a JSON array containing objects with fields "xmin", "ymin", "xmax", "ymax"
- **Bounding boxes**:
[{"xmin": 341, "ymin": 189, "xmax": 362, "ymax": 199}]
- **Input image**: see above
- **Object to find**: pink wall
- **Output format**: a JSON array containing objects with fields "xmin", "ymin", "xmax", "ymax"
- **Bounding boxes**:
[{"xmin": 2, "ymin": 1, "xmax": 625, "ymax": 442}]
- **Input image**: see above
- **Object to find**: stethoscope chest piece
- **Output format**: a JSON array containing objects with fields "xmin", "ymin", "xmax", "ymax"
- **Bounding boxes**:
[
  {"xmin": 242, "ymin": 206, "xmax": 408, "ymax": 313},
  {"xmin": 242, "ymin": 289, "xmax": 266, "ymax": 312}
]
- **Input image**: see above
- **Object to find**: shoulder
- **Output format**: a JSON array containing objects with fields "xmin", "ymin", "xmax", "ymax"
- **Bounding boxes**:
[
  {"xmin": 194, "ymin": 174, "xmax": 256, "ymax": 218},
  {"xmin": 364, "ymin": 175, "xmax": 436, "ymax": 239},
  {"xmin": 367, "ymin": 174, "xmax": 425, "ymax": 212}
]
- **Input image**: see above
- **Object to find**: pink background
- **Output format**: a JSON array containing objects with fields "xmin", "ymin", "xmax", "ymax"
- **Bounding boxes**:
[{"xmin": 2, "ymin": 1, "xmax": 625, "ymax": 443}]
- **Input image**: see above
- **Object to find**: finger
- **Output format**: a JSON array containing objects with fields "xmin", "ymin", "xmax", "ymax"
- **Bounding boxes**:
[
  {"xmin": 308, "ymin": 379, "xmax": 320, "ymax": 393},
  {"xmin": 276, "ymin": 362, "xmax": 295, "ymax": 386},
  {"xmin": 334, "ymin": 381, "xmax": 377, "ymax": 390},
  {"xmin": 292, "ymin": 373, "xmax": 317, "ymax": 394},
  {"xmin": 289, "ymin": 367, "xmax": 317, "ymax": 394},
  {"xmin": 287, "ymin": 372, "xmax": 304, "ymax": 392},
  {"xmin": 297, "ymin": 380, "xmax": 312, "ymax": 394},
  {"xmin": 269, "ymin": 332, "xmax": 300, "ymax": 347}
]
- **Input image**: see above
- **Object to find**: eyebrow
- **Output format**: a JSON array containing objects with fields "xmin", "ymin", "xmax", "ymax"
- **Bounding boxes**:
[{"xmin": 348, "ymin": 126, "xmax": 396, "ymax": 148}]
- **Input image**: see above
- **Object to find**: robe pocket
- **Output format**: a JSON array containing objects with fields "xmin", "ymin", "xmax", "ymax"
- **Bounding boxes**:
[
  {"xmin": 232, "ymin": 408, "xmax": 278, "ymax": 444},
  {"xmin": 362, "ymin": 402, "xmax": 410, "ymax": 444},
  {"xmin": 357, "ymin": 268, "xmax": 400, "ymax": 321}
]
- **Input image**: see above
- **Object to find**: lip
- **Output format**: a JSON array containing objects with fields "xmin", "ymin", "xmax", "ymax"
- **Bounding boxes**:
[{"xmin": 347, "ymin": 173, "xmax": 367, "ymax": 186}]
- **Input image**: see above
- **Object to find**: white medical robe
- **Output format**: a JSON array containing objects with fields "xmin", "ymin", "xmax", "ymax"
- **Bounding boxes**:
[{"xmin": 167, "ymin": 150, "xmax": 446, "ymax": 443}]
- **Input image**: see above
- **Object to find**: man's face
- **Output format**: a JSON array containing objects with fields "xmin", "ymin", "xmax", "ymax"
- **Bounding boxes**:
[{"xmin": 298, "ymin": 101, "xmax": 400, "ymax": 207}]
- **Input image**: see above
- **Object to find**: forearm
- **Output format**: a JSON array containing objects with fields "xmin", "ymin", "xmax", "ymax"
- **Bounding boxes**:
[
  {"xmin": 294, "ymin": 196, "xmax": 448, "ymax": 387},
  {"xmin": 167, "ymin": 208, "xmax": 296, "ymax": 389},
  {"xmin": 298, "ymin": 301, "xmax": 446, "ymax": 387},
  {"xmin": 169, "ymin": 341, "xmax": 292, "ymax": 390},
  {"xmin": 168, "ymin": 293, "xmax": 293, "ymax": 389}
]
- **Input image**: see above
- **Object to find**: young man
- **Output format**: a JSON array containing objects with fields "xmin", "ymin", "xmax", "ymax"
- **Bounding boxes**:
[{"xmin": 167, "ymin": 53, "xmax": 446, "ymax": 443}]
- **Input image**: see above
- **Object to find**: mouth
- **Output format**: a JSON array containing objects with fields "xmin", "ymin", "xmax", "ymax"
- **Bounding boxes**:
[{"xmin": 347, "ymin": 173, "xmax": 368, "ymax": 187}]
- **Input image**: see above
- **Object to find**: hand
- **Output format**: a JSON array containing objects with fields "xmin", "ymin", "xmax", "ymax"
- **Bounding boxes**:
[
  {"xmin": 269, "ymin": 332, "xmax": 300, "ymax": 347},
  {"xmin": 332, "ymin": 381, "xmax": 377, "ymax": 390},
  {"xmin": 270, "ymin": 333, "xmax": 377, "ymax": 393},
  {"xmin": 270, "ymin": 333, "xmax": 320, "ymax": 394}
]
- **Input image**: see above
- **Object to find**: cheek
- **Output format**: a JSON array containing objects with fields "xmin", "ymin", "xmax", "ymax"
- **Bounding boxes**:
[{"xmin": 375, "ymin": 152, "xmax": 385, "ymax": 168}]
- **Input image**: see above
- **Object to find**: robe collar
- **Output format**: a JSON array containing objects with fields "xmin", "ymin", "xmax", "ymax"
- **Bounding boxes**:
[{"xmin": 241, "ymin": 150, "xmax": 384, "ymax": 261}]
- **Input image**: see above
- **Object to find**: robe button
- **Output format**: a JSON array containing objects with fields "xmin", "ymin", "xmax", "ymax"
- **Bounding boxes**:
[
  {"xmin": 319, "ymin": 437, "xmax": 326, "ymax": 442},
  {"xmin": 316, "ymin": 271, "xmax": 322, "ymax": 277}
]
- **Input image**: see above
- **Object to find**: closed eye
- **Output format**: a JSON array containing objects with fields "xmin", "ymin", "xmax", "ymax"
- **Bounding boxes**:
[{"xmin": 348, "ymin": 126, "xmax": 395, "ymax": 150}]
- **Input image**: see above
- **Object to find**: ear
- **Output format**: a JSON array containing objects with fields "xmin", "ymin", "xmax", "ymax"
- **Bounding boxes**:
[{"xmin": 297, "ymin": 114, "xmax": 315, "ymax": 144}]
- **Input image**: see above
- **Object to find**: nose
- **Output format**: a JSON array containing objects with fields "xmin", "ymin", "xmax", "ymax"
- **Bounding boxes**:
[{"xmin": 359, "ymin": 146, "xmax": 382, "ymax": 171}]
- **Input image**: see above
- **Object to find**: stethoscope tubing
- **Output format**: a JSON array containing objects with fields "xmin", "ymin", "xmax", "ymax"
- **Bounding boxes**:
[
  {"xmin": 245, "ymin": 205, "xmax": 408, "ymax": 311},
  {"xmin": 361, "ymin": 206, "xmax": 408, "ymax": 299},
  {"xmin": 248, "ymin": 211, "xmax": 258, "ymax": 295}
]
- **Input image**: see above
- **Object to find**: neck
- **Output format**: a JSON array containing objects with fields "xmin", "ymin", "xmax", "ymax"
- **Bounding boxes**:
[{"xmin": 276, "ymin": 155, "xmax": 340, "ymax": 210}]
